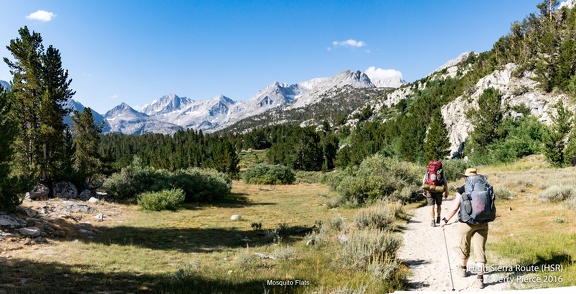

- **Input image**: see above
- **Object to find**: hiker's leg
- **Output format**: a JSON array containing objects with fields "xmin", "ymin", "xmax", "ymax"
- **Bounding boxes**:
[
  {"xmin": 427, "ymin": 195, "xmax": 437, "ymax": 226},
  {"xmin": 456, "ymin": 222, "xmax": 473, "ymax": 277},
  {"xmin": 457, "ymin": 222, "xmax": 473, "ymax": 261},
  {"xmin": 471, "ymin": 223, "xmax": 489, "ymax": 280},
  {"xmin": 436, "ymin": 204, "xmax": 442, "ymax": 222},
  {"xmin": 471, "ymin": 223, "xmax": 488, "ymax": 264}
]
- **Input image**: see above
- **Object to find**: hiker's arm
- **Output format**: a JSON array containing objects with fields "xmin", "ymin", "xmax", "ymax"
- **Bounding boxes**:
[{"xmin": 440, "ymin": 193, "xmax": 461, "ymax": 228}]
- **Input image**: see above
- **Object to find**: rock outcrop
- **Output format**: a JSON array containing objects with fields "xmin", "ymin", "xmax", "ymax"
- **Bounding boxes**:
[{"xmin": 441, "ymin": 63, "xmax": 565, "ymax": 156}]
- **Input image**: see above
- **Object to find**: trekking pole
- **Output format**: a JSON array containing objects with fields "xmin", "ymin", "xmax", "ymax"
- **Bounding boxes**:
[{"xmin": 442, "ymin": 227, "xmax": 455, "ymax": 291}]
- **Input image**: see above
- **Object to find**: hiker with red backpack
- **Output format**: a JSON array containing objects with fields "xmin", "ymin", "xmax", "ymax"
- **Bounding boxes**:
[
  {"xmin": 440, "ymin": 168, "xmax": 497, "ymax": 289},
  {"xmin": 422, "ymin": 160, "xmax": 449, "ymax": 227}
]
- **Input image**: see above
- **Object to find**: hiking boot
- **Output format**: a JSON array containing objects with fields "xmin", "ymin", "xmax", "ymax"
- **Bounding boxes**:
[
  {"xmin": 430, "ymin": 219, "xmax": 436, "ymax": 227},
  {"xmin": 473, "ymin": 279, "xmax": 484, "ymax": 289},
  {"xmin": 455, "ymin": 265, "xmax": 468, "ymax": 277},
  {"xmin": 436, "ymin": 216, "xmax": 441, "ymax": 224}
]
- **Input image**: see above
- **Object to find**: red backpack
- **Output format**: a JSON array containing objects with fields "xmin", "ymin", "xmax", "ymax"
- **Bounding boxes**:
[{"xmin": 426, "ymin": 160, "xmax": 444, "ymax": 186}]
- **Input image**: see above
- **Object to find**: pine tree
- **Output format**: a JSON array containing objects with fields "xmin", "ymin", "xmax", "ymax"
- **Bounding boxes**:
[
  {"xmin": 467, "ymin": 88, "xmax": 506, "ymax": 151},
  {"xmin": 4, "ymin": 26, "xmax": 75, "ymax": 182},
  {"xmin": 424, "ymin": 110, "xmax": 450, "ymax": 161},
  {"xmin": 0, "ymin": 84, "xmax": 22, "ymax": 211},
  {"xmin": 211, "ymin": 139, "xmax": 240, "ymax": 178},
  {"xmin": 543, "ymin": 99, "xmax": 573, "ymax": 167},
  {"xmin": 398, "ymin": 114, "xmax": 426, "ymax": 163},
  {"xmin": 71, "ymin": 108, "xmax": 103, "ymax": 187}
]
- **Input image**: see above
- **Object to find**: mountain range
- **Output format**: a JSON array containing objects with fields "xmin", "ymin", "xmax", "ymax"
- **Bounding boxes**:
[{"xmin": 0, "ymin": 70, "xmax": 403, "ymax": 135}]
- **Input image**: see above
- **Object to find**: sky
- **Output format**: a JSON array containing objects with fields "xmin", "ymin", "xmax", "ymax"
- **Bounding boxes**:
[{"xmin": 0, "ymin": 0, "xmax": 544, "ymax": 114}]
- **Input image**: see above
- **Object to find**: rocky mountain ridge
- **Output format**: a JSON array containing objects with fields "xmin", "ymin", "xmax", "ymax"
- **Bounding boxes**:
[{"xmin": 58, "ymin": 69, "xmax": 404, "ymax": 135}]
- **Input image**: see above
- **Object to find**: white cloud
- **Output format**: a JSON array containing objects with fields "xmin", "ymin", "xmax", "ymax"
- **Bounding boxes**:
[
  {"xmin": 111, "ymin": 94, "xmax": 119, "ymax": 99},
  {"xmin": 26, "ymin": 10, "xmax": 56, "ymax": 22},
  {"xmin": 332, "ymin": 39, "xmax": 367, "ymax": 49},
  {"xmin": 365, "ymin": 66, "xmax": 403, "ymax": 80}
]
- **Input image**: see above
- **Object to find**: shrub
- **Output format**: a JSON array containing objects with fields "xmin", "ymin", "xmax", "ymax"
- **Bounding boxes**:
[
  {"xmin": 321, "ymin": 169, "xmax": 350, "ymax": 190},
  {"xmin": 538, "ymin": 185, "xmax": 576, "ymax": 203},
  {"xmin": 137, "ymin": 188, "xmax": 185, "ymax": 211},
  {"xmin": 272, "ymin": 245, "xmax": 294, "ymax": 261},
  {"xmin": 167, "ymin": 168, "xmax": 232, "ymax": 202},
  {"xmin": 494, "ymin": 186, "xmax": 514, "ymax": 200},
  {"xmin": 104, "ymin": 159, "xmax": 231, "ymax": 202},
  {"xmin": 564, "ymin": 197, "xmax": 576, "ymax": 212},
  {"xmin": 103, "ymin": 157, "xmax": 160, "ymax": 199},
  {"xmin": 354, "ymin": 202, "xmax": 396, "ymax": 230},
  {"xmin": 242, "ymin": 163, "xmax": 295, "ymax": 185},
  {"xmin": 295, "ymin": 170, "xmax": 321, "ymax": 184},
  {"xmin": 331, "ymin": 155, "xmax": 421, "ymax": 203},
  {"xmin": 235, "ymin": 249, "xmax": 260, "ymax": 271},
  {"xmin": 329, "ymin": 217, "xmax": 345, "ymax": 231},
  {"xmin": 336, "ymin": 228, "xmax": 401, "ymax": 271}
]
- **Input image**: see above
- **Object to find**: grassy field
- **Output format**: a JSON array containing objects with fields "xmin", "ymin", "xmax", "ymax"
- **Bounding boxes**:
[{"xmin": 0, "ymin": 181, "xmax": 406, "ymax": 293}]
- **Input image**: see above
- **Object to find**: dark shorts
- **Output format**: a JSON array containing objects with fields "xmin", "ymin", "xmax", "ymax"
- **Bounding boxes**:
[{"xmin": 427, "ymin": 192, "xmax": 443, "ymax": 206}]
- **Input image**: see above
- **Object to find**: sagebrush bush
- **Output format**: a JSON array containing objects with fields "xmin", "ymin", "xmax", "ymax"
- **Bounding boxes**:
[
  {"xmin": 494, "ymin": 186, "xmax": 515, "ymax": 200},
  {"xmin": 295, "ymin": 170, "xmax": 322, "ymax": 184},
  {"xmin": 564, "ymin": 196, "xmax": 576, "ymax": 212},
  {"xmin": 336, "ymin": 228, "xmax": 401, "ymax": 271},
  {"xmin": 330, "ymin": 155, "xmax": 421, "ymax": 203},
  {"xmin": 329, "ymin": 217, "xmax": 345, "ymax": 231},
  {"xmin": 538, "ymin": 185, "xmax": 576, "ymax": 203},
  {"xmin": 354, "ymin": 202, "xmax": 396, "ymax": 230},
  {"xmin": 242, "ymin": 163, "xmax": 295, "ymax": 185},
  {"xmin": 235, "ymin": 249, "xmax": 260, "ymax": 271},
  {"xmin": 137, "ymin": 189, "xmax": 185, "ymax": 211},
  {"xmin": 272, "ymin": 245, "xmax": 295, "ymax": 261}
]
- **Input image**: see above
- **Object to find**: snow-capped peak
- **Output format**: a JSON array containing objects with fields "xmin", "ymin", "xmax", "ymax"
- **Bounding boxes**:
[{"xmin": 141, "ymin": 93, "xmax": 194, "ymax": 115}]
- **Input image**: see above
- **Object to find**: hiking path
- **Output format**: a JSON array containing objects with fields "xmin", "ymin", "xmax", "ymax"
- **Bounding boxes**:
[{"xmin": 397, "ymin": 198, "xmax": 510, "ymax": 292}]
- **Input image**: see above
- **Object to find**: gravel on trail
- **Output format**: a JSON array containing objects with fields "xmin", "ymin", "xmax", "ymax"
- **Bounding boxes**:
[{"xmin": 396, "ymin": 198, "xmax": 576, "ymax": 293}]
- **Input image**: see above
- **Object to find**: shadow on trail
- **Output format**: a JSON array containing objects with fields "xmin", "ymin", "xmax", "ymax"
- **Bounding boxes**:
[
  {"xmin": 0, "ymin": 258, "xmax": 304, "ymax": 293},
  {"xmin": 402, "ymin": 259, "xmax": 431, "ymax": 266}
]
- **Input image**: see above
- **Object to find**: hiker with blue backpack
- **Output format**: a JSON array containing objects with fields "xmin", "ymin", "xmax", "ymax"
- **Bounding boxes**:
[{"xmin": 440, "ymin": 168, "xmax": 497, "ymax": 289}]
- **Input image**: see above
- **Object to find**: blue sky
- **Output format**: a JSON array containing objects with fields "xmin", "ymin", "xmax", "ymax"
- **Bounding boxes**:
[{"xmin": 0, "ymin": 0, "xmax": 543, "ymax": 114}]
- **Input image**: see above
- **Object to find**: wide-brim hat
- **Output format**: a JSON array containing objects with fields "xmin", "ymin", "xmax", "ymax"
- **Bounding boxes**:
[{"xmin": 462, "ymin": 168, "xmax": 477, "ymax": 177}]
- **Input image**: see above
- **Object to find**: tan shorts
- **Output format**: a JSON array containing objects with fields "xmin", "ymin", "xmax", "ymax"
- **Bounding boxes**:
[
  {"xmin": 457, "ymin": 221, "xmax": 488, "ymax": 263},
  {"xmin": 427, "ymin": 192, "xmax": 443, "ymax": 206}
]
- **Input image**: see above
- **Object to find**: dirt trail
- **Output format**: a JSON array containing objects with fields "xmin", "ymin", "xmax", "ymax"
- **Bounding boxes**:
[{"xmin": 397, "ymin": 198, "xmax": 510, "ymax": 292}]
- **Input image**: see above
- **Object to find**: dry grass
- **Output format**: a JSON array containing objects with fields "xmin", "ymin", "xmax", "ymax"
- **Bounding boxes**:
[{"xmin": 1, "ymin": 181, "xmax": 407, "ymax": 293}]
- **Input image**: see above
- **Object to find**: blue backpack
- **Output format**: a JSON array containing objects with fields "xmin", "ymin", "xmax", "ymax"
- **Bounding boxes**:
[{"xmin": 458, "ymin": 174, "xmax": 496, "ymax": 224}]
